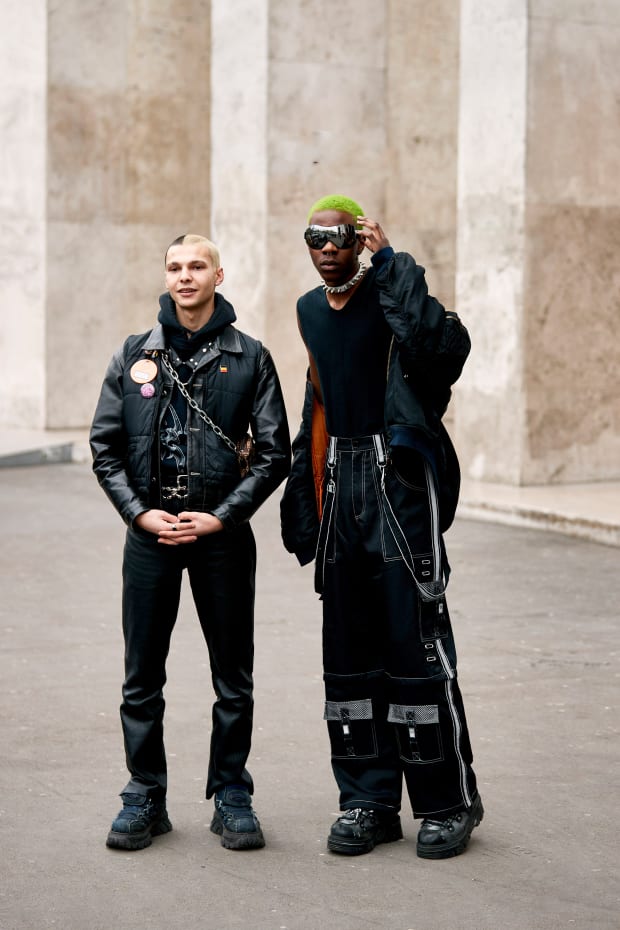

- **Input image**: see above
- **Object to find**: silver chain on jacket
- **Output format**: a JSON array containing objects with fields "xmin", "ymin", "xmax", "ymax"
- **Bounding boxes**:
[{"xmin": 160, "ymin": 353, "xmax": 238, "ymax": 454}]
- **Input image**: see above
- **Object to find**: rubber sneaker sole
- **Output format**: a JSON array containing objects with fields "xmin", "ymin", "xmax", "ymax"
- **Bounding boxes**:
[
  {"xmin": 416, "ymin": 797, "xmax": 484, "ymax": 859},
  {"xmin": 106, "ymin": 814, "xmax": 173, "ymax": 851},
  {"xmin": 210, "ymin": 811, "xmax": 265, "ymax": 850},
  {"xmin": 327, "ymin": 816, "xmax": 403, "ymax": 856}
]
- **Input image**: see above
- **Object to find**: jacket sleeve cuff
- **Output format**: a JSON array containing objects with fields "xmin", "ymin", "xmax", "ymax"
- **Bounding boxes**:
[
  {"xmin": 123, "ymin": 502, "xmax": 150, "ymax": 527},
  {"xmin": 295, "ymin": 543, "xmax": 317, "ymax": 566},
  {"xmin": 208, "ymin": 506, "xmax": 236, "ymax": 531},
  {"xmin": 370, "ymin": 246, "xmax": 395, "ymax": 270}
]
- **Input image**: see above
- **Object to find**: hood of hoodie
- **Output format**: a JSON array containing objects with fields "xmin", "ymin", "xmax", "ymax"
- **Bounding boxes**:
[{"xmin": 158, "ymin": 291, "xmax": 237, "ymax": 358}]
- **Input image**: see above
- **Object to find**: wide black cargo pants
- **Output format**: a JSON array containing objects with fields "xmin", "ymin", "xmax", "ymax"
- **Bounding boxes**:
[{"xmin": 316, "ymin": 434, "xmax": 478, "ymax": 819}]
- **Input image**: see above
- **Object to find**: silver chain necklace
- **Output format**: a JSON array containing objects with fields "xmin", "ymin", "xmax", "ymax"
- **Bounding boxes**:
[{"xmin": 322, "ymin": 261, "xmax": 367, "ymax": 294}]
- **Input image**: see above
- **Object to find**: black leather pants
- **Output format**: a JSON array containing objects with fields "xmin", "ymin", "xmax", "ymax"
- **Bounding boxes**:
[
  {"xmin": 318, "ymin": 435, "xmax": 478, "ymax": 819},
  {"xmin": 119, "ymin": 523, "xmax": 256, "ymax": 801}
]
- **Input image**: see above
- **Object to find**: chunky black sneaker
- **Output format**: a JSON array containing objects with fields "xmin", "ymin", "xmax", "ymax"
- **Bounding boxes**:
[
  {"xmin": 416, "ymin": 794, "xmax": 484, "ymax": 859},
  {"xmin": 327, "ymin": 808, "xmax": 403, "ymax": 856},
  {"xmin": 106, "ymin": 793, "xmax": 172, "ymax": 851},
  {"xmin": 210, "ymin": 786, "xmax": 265, "ymax": 850}
]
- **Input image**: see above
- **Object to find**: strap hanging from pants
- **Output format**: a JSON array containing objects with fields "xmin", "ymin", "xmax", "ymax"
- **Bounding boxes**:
[{"xmin": 314, "ymin": 432, "xmax": 446, "ymax": 601}]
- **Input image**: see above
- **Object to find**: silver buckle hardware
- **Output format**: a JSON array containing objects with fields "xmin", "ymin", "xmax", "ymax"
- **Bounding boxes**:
[{"xmin": 161, "ymin": 474, "xmax": 189, "ymax": 501}]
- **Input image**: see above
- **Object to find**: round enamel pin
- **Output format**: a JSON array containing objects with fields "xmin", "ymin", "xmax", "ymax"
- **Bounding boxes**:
[
  {"xmin": 130, "ymin": 359, "xmax": 158, "ymax": 384},
  {"xmin": 140, "ymin": 383, "xmax": 155, "ymax": 398}
]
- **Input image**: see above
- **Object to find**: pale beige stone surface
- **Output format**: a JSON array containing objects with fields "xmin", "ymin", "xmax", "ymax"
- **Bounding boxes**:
[
  {"xmin": 459, "ymin": 476, "xmax": 620, "ymax": 546},
  {"xmin": 0, "ymin": 1, "xmax": 47, "ymax": 428},
  {"xmin": 455, "ymin": 0, "xmax": 528, "ymax": 483},
  {"xmin": 455, "ymin": 0, "xmax": 619, "ymax": 484},
  {"xmin": 45, "ymin": 220, "xmax": 208, "ymax": 428},
  {"xmin": 385, "ymin": 0, "xmax": 460, "ymax": 308},
  {"xmin": 45, "ymin": 0, "xmax": 211, "ymax": 428},
  {"xmin": 530, "ymin": 0, "xmax": 620, "ymax": 22},
  {"xmin": 522, "ymin": 4, "xmax": 620, "ymax": 481},
  {"xmin": 527, "ymin": 14, "xmax": 620, "ymax": 205},
  {"xmin": 211, "ymin": 0, "xmax": 268, "ymax": 341},
  {"xmin": 522, "ymin": 206, "xmax": 620, "ymax": 483}
]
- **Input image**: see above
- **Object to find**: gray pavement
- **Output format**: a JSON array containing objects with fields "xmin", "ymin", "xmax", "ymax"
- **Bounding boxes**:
[{"xmin": 1, "ymin": 461, "xmax": 619, "ymax": 930}]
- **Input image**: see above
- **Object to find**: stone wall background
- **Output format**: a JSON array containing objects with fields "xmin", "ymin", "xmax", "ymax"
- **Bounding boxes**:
[
  {"xmin": 38, "ymin": 0, "xmax": 210, "ymax": 429},
  {"xmin": 1, "ymin": 0, "xmax": 618, "ymax": 484},
  {"xmin": 1, "ymin": 1, "xmax": 47, "ymax": 429},
  {"xmin": 455, "ymin": 0, "xmax": 620, "ymax": 483}
]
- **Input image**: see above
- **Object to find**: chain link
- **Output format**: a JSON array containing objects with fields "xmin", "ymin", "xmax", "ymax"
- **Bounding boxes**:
[{"xmin": 160, "ymin": 353, "xmax": 238, "ymax": 454}]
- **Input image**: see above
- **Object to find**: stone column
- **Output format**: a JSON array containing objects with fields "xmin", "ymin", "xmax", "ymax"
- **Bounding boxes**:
[
  {"xmin": 455, "ymin": 0, "xmax": 620, "ymax": 484},
  {"xmin": 210, "ymin": 0, "xmax": 269, "ymax": 340},
  {"xmin": 385, "ymin": 0, "xmax": 461, "ymax": 311},
  {"xmin": 46, "ymin": 0, "xmax": 211, "ymax": 428},
  {"xmin": 0, "ymin": 2, "xmax": 47, "ymax": 428}
]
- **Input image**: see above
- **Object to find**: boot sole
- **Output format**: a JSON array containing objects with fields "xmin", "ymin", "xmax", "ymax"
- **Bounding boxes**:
[
  {"xmin": 210, "ymin": 813, "xmax": 265, "ymax": 850},
  {"xmin": 106, "ymin": 816, "xmax": 173, "ymax": 851},
  {"xmin": 416, "ymin": 799, "xmax": 484, "ymax": 860},
  {"xmin": 327, "ymin": 817, "xmax": 403, "ymax": 856}
]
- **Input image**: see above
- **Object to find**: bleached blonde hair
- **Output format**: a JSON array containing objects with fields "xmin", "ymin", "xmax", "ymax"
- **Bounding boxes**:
[{"xmin": 165, "ymin": 234, "xmax": 220, "ymax": 268}]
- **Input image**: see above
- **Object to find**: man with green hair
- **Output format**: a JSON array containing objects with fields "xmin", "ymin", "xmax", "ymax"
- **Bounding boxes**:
[{"xmin": 281, "ymin": 196, "xmax": 483, "ymax": 859}]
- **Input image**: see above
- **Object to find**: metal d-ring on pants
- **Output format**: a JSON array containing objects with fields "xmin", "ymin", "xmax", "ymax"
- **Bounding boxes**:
[
  {"xmin": 119, "ymin": 522, "xmax": 256, "ymax": 802},
  {"xmin": 316, "ymin": 433, "xmax": 478, "ymax": 819}
]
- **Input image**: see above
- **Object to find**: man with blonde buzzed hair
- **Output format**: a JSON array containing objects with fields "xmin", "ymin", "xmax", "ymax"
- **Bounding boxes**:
[
  {"xmin": 171, "ymin": 232, "xmax": 220, "ymax": 267},
  {"xmin": 91, "ymin": 234, "xmax": 290, "ymax": 852}
]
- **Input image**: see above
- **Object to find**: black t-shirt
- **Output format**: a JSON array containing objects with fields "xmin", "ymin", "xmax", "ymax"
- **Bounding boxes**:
[{"xmin": 297, "ymin": 269, "xmax": 392, "ymax": 437}]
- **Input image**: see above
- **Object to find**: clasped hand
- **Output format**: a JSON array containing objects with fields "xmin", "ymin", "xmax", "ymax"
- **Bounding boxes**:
[{"xmin": 134, "ymin": 509, "xmax": 224, "ymax": 545}]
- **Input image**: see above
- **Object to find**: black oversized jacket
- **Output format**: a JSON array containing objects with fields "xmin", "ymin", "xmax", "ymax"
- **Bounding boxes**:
[
  {"xmin": 280, "ymin": 250, "xmax": 471, "ymax": 565},
  {"xmin": 90, "ymin": 312, "xmax": 291, "ymax": 530}
]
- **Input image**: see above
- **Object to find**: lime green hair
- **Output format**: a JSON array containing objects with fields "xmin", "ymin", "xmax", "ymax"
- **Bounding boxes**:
[{"xmin": 307, "ymin": 195, "xmax": 365, "ymax": 229}]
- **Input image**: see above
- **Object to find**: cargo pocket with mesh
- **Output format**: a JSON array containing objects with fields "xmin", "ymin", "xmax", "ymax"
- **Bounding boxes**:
[
  {"xmin": 388, "ymin": 703, "xmax": 444, "ymax": 764},
  {"xmin": 324, "ymin": 699, "xmax": 378, "ymax": 760}
]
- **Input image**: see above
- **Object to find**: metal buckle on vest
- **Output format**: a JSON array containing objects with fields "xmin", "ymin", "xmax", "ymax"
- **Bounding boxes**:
[{"xmin": 161, "ymin": 474, "xmax": 189, "ymax": 501}]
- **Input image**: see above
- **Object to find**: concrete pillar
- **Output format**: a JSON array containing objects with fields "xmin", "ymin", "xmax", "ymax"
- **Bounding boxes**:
[
  {"xmin": 210, "ymin": 0, "xmax": 268, "ymax": 340},
  {"xmin": 0, "ymin": 2, "xmax": 47, "ymax": 428},
  {"xmin": 455, "ymin": 0, "xmax": 620, "ymax": 484},
  {"xmin": 46, "ymin": 0, "xmax": 211, "ymax": 428},
  {"xmin": 385, "ymin": 0, "xmax": 461, "ymax": 311}
]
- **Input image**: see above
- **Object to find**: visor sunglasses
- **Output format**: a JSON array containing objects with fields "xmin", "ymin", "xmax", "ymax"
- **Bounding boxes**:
[{"xmin": 304, "ymin": 224, "xmax": 359, "ymax": 250}]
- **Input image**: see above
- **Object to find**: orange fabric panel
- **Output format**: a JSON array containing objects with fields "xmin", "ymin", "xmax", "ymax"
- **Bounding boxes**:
[{"xmin": 310, "ymin": 396, "xmax": 328, "ymax": 519}]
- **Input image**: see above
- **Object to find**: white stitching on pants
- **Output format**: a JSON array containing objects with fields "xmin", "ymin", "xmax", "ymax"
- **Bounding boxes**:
[{"xmin": 444, "ymin": 678, "xmax": 472, "ymax": 807}]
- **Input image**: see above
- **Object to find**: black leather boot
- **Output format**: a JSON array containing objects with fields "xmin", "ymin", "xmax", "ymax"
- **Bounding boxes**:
[
  {"xmin": 106, "ymin": 792, "xmax": 172, "ymax": 851},
  {"xmin": 328, "ymin": 808, "xmax": 403, "ymax": 855},
  {"xmin": 416, "ymin": 794, "xmax": 484, "ymax": 859}
]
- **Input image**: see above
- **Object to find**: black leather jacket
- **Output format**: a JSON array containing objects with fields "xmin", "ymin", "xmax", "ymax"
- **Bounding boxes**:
[
  {"xmin": 90, "ymin": 320, "xmax": 291, "ymax": 530},
  {"xmin": 280, "ymin": 250, "xmax": 471, "ymax": 564}
]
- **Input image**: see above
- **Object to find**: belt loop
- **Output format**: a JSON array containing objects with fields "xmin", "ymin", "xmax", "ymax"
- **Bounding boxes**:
[
  {"xmin": 327, "ymin": 436, "xmax": 337, "ymax": 467},
  {"xmin": 373, "ymin": 433, "xmax": 387, "ymax": 466}
]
